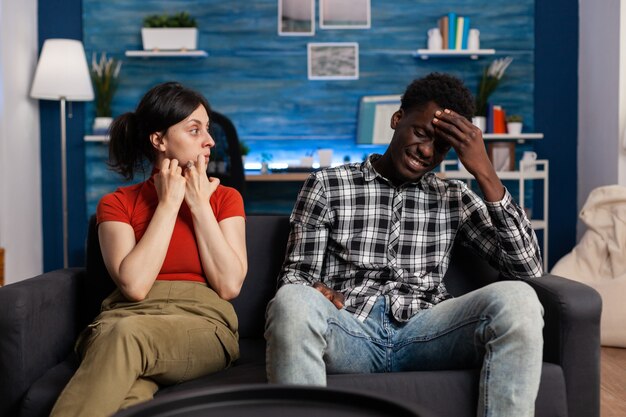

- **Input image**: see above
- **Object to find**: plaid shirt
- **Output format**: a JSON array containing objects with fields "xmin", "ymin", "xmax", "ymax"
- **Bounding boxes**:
[{"xmin": 279, "ymin": 155, "xmax": 543, "ymax": 322}]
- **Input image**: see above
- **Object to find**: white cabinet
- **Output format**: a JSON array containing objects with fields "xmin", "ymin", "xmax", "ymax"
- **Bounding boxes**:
[{"xmin": 438, "ymin": 159, "xmax": 549, "ymax": 270}]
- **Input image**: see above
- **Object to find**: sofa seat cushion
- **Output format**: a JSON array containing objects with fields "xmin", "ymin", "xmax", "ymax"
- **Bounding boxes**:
[{"xmin": 20, "ymin": 340, "xmax": 566, "ymax": 417}]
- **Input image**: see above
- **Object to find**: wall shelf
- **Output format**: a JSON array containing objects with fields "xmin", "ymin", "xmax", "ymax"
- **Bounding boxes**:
[
  {"xmin": 483, "ymin": 133, "xmax": 543, "ymax": 143},
  {"xmin": 84, "ymin": 135, "xmax": 108, "ymax": 142},
  {"xmin": 413, "ymin": 49, "xmax": 496, "ymax": 60},
  {"xmin": 124, "ymin": 50, "xmax": 208, "ymax": 58}
]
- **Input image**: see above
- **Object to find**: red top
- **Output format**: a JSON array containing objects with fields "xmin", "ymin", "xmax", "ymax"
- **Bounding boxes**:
[{"xmin": 96, "ymin": 174, "xmax": 245, "ymax": 284}]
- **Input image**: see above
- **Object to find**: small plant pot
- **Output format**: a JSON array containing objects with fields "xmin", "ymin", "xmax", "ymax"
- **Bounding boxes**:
[
  {"xmin": 141, "ymin": 28, "xmax": 198, "ymax": 51},
  {"xmin": 300, "ymin": 156, "xmax": 314, "ymax": 167},
  {"xmin": 93, "ymin": 117, "xmax": 113, "ymax": 135},
  {"xmin": 472, "ymin": 116, "xmax": 486, "ymax": 132},
  {"xmin": 507, "ymin": 122, "xmax": 523, "ymax": 135}
]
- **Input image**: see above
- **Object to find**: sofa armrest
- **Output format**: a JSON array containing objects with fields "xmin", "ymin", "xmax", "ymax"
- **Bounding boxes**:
[
  {"xmin": 0, "ymin": 268, "xmax": 85, "ymax": 417},
  {"xmin": 522, "ymin": 273, "xmax": 602, "ymax": 417}
]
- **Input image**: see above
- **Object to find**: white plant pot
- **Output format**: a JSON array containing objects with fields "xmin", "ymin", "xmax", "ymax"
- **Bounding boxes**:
[
  {"xmin": 507, "ymin": 122, "xmax": 523, "ymax": 135},
  {"xmin": 472, "ymin": 116, "xmax": 486, "ymax": 132},
  {"xmin": 93, "ymin": 117, "xmax": 113, "ymax": 135},
  {"xmin": 141, "ymin": 28, "xmax": 198, "ymax": 51}
]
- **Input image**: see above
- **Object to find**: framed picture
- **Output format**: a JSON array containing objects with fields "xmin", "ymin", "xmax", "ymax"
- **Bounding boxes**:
[
  {"xmin": 307, "ymin": 42, "xmax": 359, "ymax": 80},
  {"xmin": 320, "ymin": 0, "xmax": 371, "ymax": 29},
  {"xmin": 488, "ymin": 142, "xmax": 516, "ymax": 171},
  {"xmin": 278, "ymin": 0, "xmax": 315, "ymax": 36}
]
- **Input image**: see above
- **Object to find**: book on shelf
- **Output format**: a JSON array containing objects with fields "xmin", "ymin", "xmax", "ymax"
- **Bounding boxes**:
[
  {"xmin": 434, "ymin": 13, "xmax": 472, "ymax": 51},
  {"xmin": 461, "ymin": 17, "xmax": 470, "ymax": 49},
  {"xmin": 492, "ymin": 105, "xmax": 507, "ymax": 134},
  {"xmin": 438, "ymin": 16, "xmax": 449, "ymax": 50},
  {"xmin": 447, "ymin": 12, "xmax": 456, "ymax": 49},
  {"xmin": 455, "ymin": 16, "xmax": 465, "ymax": 50}
]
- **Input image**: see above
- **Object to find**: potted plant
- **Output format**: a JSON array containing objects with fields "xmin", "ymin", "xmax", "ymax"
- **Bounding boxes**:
[
  {"xmin": 239, "ymin": 141, "xmax": 250, "ymax": 165},
  {"xmin": 506, "ymin": 114, "xmax": 523, "ymax": 135},
  {"xmin": 142, "ymin": 12, "xmax": 198, "ymax": 51},
  {"xmin": 90, "ymin": 52, "xmax": 122, "ymax": 134},
  {"xmin": 473, "ymin": 56, "xmax": 513, "ymax": 131}
]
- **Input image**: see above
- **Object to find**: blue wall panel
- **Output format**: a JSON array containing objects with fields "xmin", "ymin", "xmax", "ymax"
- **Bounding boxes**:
[{"xmin": 83, "ymin": 0, "xmax": 537, "ymax": 212}]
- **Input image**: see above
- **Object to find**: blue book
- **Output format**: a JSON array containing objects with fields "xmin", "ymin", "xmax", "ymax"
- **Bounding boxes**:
[
  {"xmin": 461, "ymin": 17, "xmax": 470, "ymax": 49},
  {"xmin": 486, "ymin": 102, "xmax": 494, "ymax": 133},
  {"xmin": 447, "ymin": 12, "xmax": 456, "ymax": 50}
]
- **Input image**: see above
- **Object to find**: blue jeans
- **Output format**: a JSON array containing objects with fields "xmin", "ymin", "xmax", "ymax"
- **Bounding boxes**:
[{"xmin": 265, "ymin": 281, "xmax": 544, "ymax": 417}]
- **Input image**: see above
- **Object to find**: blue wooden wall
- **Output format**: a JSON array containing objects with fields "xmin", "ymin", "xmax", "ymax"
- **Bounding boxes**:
[{"xmin": 83, "ymin": 0, "xmax": 536, "ymax": 210}]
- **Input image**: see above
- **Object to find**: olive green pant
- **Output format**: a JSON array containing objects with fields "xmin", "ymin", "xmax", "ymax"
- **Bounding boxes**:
[{"xmin": 50, "ymin": 281, "xmax": 239, "ymax": 417}]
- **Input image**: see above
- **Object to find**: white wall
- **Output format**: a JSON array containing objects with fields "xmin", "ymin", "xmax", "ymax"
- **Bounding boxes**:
[
  {"xmin": 578, "ymin": 0, "xmax": 626, "ymax": 238},
  {"xmin": 0, "ymin": 0, "xmax": 43, "ymax": 284}
]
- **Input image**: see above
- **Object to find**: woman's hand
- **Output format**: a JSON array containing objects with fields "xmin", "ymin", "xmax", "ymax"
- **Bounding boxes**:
[
  {"xmin": 184, "ymin": 154, "xmax": 220, "ymax": 209},
  {"xmin": 154, "ymin": 158, "xmax": 186, "ymax": 211}
]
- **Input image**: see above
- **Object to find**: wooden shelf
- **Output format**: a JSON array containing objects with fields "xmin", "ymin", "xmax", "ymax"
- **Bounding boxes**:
[
  {"xmin": 413, "ymin": 49, "xmax": 496, "ymax": 60},
  {"xmin": 125, "ymin": 50, "xmax": 208, "ymax": 58}
]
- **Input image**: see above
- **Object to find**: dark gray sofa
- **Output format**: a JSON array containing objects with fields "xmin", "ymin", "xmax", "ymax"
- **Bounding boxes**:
[{"xmin": 0, "ymin": 215, "xmax": 602, "ymax": 417}]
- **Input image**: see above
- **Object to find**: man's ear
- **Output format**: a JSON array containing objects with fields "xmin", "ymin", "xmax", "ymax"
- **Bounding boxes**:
[
  {"xmin": 390, "ymin": 109, "xmax": 403, "ymax": 130},
  {"xmin": 150, "ymin": 132, "xmax": 166, "ymax": 152}
]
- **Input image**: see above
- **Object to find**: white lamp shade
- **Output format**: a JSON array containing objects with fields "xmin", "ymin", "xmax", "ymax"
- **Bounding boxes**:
[{"xmin": 30, "ymin": 39, "xmax": 94, "ymax": 101}]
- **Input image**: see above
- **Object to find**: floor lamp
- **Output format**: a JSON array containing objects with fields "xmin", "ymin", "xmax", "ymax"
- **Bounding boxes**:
[{"xmin": 30, "ymin": 39, "xmax": 94, "ymax": 268}]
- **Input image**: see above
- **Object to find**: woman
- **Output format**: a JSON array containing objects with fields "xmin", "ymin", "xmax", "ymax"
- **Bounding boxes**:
[{"xmin": 51, "ymin": 82, "xmax": 247, "ymax": 417}]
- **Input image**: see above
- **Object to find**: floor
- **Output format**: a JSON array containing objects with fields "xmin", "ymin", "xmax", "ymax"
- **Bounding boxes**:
[{"xmin": 601, "ymin": 347, "xmax": 626, "ymax": 417}]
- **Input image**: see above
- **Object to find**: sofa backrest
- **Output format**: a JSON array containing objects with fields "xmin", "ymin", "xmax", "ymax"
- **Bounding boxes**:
[{"xmin": 81, "ymin": 214, "xmax": 500, "ymax": 339}]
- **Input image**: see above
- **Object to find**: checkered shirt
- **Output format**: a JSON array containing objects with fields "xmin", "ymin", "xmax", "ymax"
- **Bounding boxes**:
[{"xmin": 278, "ymin": 155, "xmax": 543, "ymax": 322}]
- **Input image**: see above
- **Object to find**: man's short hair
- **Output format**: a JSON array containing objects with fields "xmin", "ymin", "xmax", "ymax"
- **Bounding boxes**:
[{"xmin": 400, "ymin": 73, "xmax": 475, "ymax": 120}]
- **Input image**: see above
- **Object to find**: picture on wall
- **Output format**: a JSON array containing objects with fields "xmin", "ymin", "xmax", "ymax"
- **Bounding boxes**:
[
  {"xmin": 278, "ymin": 0, "xmax": 315, "ymax": 36},
  {"xmin": 320, "ymin": 0, "xmax": 371, "ymax": 29},
  {"xmin": 308, "ymin": 42, "xmax": 359, "ymax": 80}
]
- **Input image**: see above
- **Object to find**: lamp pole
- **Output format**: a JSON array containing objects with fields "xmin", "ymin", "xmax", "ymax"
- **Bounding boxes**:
[{"xmin": 60, "ymin": 97, "xmax": 69, "ymax": 268}]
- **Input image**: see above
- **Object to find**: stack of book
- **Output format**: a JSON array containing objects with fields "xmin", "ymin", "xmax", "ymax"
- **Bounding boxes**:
[
  {"xmin": 437, "ymin": 13, "xmax": 472, "ymax": 50},
  {"xmin": 485, "ymin": 104, "xmax": 507, "ymax": 134}
]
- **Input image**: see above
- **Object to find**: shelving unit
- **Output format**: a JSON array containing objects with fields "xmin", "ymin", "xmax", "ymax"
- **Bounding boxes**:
[
  {"xmin": 124, "ymin": 50, "xmax": 208, "ymax": 58},
  {"xmin": 439, "ymin": 159, "xmax": 549, "ymax": 270},
  {"xmin": 413, "ymin": 49, "xmax": 496, "ymax": 60}
]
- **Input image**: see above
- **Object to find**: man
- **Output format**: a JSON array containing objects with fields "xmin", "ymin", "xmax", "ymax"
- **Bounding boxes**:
[{"xmin": 265, "ymin": 73, "xmax": 544, "ymax": 417}]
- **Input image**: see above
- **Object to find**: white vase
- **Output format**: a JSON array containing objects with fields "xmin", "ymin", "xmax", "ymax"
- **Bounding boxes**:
[
  {"xmin": 93, "ymin": 117, "xmax": 113, "ymax": 135},
  {"xmin": 472, "ymin": 116, "xmax": 486, "ymax": 132},
  {"xmin": 507, "ymin": 122, "xmax": 523, "ymax": 135},
  {"xmin": 141, "ymin": 28, "xmax": 198, "ymax": 51}
]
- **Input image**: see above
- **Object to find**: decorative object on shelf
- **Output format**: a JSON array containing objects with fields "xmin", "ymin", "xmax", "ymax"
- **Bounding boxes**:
[
  {"xmin": 487, "ymin": 142, "xmax": 515, "ymax": 171},
  {"xmin": 520, "ymin": 151, "xmax": 537, "ymax": 172},
  {"xmin": 239, "ymin": 141, "xmax": 250, "ymax": 165},
  {"xmin": 475, "ymin": 56, "xmax": 513, "ymax": 117},
  {"xmin": 467, "ymin": 28, "xmax": 480, "ymax": 50},
  {"xmin": 506, "ymin": 114, "xmax": 524, "ymax": 135},
  {"xmin": 427, "ymin": 27, "xmax": 443, "ymax": 50},
  {"xmin": 261, "ymin": 152, "xmax": 273, "ymax": 174},
  {"xmin": 318, "ymin": 148, "xmax": 333, "ymax": 167},
  {"xmin": 142, "ymin": 12, "xmax": 198, "ymax": 51},
  {"xmin": 30, "ymin": 39, "xmax": 94, "ymax": 268},
  {"xmin": 472, "ymin": 116, "xmax": 486, "ymax": 132},
  {"xmin": 90, "ymin": 52, "xmax": 121, "ymax": 134},
  {"xmin": 300, "ymin": 151, "xmax": 314, "ymax": 167}
]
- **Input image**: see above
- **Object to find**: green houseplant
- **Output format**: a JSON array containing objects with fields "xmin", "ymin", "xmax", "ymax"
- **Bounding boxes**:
[
  {"xmin": 475, "ymin": 56, "xmax": 513, "ymax": 117},
  {"xmin": 90, "ymin": 52, "xmax": 121, "ymax": 133},
  {"xmin": 141, "ymin": 12, "xmax": 198, "ymax": 51}
]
